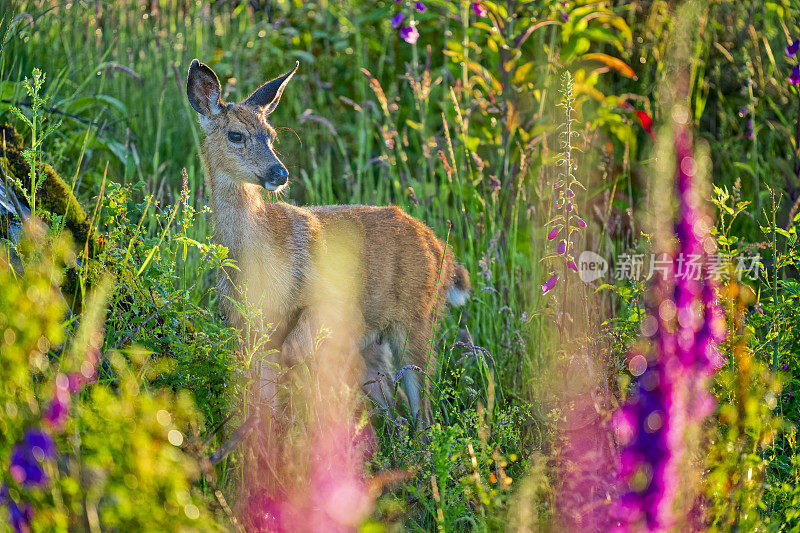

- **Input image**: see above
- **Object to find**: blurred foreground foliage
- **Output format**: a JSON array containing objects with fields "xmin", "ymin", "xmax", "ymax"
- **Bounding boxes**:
[
  {"xmin": 0, "ymin": 225, "xmax": 223, "ymax": 531},
  {"xmin": 1, "ymin": 0, "xmax": 800, "ymax": 530}
]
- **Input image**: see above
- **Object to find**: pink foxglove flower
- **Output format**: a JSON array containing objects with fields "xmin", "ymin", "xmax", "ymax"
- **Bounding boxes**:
[
  {"xmin": 472, "ymin": 2, "xmax": 487, "ymax": 17},
  {"xmin": 613, "ymin": 123, "xmax": 726, "ymax": 532},
  {"xmin": 541, "ymin": 273, "xmax": 558, "ymax": 294}
]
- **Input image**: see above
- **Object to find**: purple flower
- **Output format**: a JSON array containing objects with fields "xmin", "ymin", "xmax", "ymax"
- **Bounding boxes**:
[
  {"xmin": 787, "ymin": 39, "xmax": 799, "ymax": 58},
  {"xmin": 738, "ymin": 107, "xmax": 748, "ymax": 118},
  {"xmin": 547, "ymin": 228, "xmax": 558, "ymax": 240},
  {"xmin": 541, "ymin": 273, "xmax": 558, "ymax": 295},
  {"xmin": 44, "ymin": 374, "xmax": 71, "ymax": 431},
  {"xmin": 566, "ymin": 189, "xmax": 575, "ymax": 198},
  {"xmin": 567, "ymin": 260, "xmax": 578, "ymax": 272},
  {"xmin": 0, "ymin": 485, "xmax": 32, "ymax": 533},
  {"xmin": 472, "ymin": 2, "xmax": 487, "ymax": 17},
  {"xmin": 399, "ymin": 25, "xmax": 419, "ymax": 44},
  {"xmin": 43, "ymin": 394, "xmax": 70, "ymax": 431},
  {"xmin": 9, "ymin": 429, "xmax": 56, "ymax": 486},
  {"xmin": 390, "ymin": 12, "xmax": 406, "ymax": 29},
  {"xmin": 746, "ymin": 119, "xmax": 754, "ymax": 139},
  {"xmin": 561, "ymin": 10, "xmax": 569, "ymax": 21},
  {"xmin": 790, "ymin": 65, "xmax": 800, "ymax": 86},
  {"xmin": 415, "ymin": 1, "xmax": 426, "ymax": 12},
  {"xmin": 556, "ymin": 240, "xmax": 567, "ymax": 255},
  {"xmin": 576, "ymin": 218, "xmax": 587, "ymax": 228},
  {"xmin": 613, "ymin": 124, "xmax": 726, "ymax": 532}
]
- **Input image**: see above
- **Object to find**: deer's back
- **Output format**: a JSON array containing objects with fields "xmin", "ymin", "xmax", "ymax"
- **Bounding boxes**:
[{"xmin": 308, "ymin": 204, "xmax": 455, "ymax": 329}]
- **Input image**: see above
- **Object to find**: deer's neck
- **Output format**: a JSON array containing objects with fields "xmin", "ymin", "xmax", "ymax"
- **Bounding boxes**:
[{"xmin": 208, "ymin": 171, "xmax": 268, "ymax": 255}]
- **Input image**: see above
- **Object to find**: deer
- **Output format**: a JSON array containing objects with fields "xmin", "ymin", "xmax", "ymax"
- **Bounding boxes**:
[{"xmin": 186, "ymin": 59, "xmax": 470, "ymax": 427}]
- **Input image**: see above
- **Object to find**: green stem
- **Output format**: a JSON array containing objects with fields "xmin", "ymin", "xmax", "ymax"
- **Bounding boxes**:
[{"xmin": 771, "ymin": 192, "xmax": 779, "ymax": 372}]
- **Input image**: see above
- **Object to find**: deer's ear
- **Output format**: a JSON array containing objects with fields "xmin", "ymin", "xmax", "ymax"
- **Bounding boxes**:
[
  {"xmin": 242, "ymin": 62, "xmax": 299, "ymax": 114},
  {"xmin": 187, "ymin": 59, "xmax": 224, "ymax": 119}
]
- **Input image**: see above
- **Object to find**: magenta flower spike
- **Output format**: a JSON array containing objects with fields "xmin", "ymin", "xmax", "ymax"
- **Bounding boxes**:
[
  {"xmin": 547, "ymin": 228, "xmax": 559, "ymax": 240},
  {"xmin": 556, "ymin": 240, "xmax": 567, "ymax": 255},
  {"xmin": 612, "ymin": 123, "xmax": 726, "ymax": 532},
  {"xmin": 541, "ymin": 273, "xmax": 558, "ymax": 294},
  {"xmin": 399, "ymin": 25, "xmax": 419, "ymax": 44}
]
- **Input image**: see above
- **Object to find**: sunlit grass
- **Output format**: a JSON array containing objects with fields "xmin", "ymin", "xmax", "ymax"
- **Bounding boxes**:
[{"xmin": 1, "ymin": 0, "xmax": 799, "ymax": 530}]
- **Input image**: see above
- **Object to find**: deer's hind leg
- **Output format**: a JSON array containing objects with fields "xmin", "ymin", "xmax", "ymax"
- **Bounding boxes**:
[
  {"xmin": 386, "ymin": 323, "xmax": 436, "ymax": 429},
  {"xmin": 361, "ymin": 336, "xmax": 410, "ymax": 417}
]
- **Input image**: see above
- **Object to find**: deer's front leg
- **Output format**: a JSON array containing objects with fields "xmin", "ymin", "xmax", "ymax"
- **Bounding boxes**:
[
  {"xmin": 254, "ymin": 310, "xmax": 315, "ymax": 415},
  {"xmin": 281, "ymin": 308, "xmax": 319, "ymax": 365}
]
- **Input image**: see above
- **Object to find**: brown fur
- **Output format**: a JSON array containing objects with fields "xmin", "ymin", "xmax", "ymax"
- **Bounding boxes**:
[{"xmin": 187, "ymin": 60, "xmax": 470, "ymax": 425}]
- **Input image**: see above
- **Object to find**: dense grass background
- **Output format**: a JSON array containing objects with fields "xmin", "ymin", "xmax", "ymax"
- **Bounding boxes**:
[{"xmin": 1, "ymin": 0, "xmax": 800, "ymax": 530}]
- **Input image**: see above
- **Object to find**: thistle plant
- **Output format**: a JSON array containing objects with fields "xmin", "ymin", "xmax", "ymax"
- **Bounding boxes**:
[
  {"xmin": 612, "ymin": 116, "xmax": 727, "ymax": 532},
  {"xmin": 9, "ymin": 68, "xmax": 62, "ymax": 218}
]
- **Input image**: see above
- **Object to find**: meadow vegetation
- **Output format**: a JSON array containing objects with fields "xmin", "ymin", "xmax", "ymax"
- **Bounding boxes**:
[{"xmin": 0, "ymin": 0, "xmax": 799, "ymax": 531}]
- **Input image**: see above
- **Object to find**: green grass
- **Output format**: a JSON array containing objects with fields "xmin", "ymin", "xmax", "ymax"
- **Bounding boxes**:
[{"xmin": 2, "ymin": 0, "xmax": 800, "ymax": 530}]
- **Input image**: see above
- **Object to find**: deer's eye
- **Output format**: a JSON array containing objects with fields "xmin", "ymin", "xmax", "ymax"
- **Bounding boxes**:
[{"xmin": 227, "ymin": 131, "xmax": 244, "ymax": 143}]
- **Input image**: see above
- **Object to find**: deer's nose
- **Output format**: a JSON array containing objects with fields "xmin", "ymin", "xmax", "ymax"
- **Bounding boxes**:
[{"xmin": 265, "ymin": 164, "xmax": 288, "ymax": 187}]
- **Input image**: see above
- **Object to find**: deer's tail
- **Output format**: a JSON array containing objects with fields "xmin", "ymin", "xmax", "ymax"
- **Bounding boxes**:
[{"xmin": 447, "ymin": 263, "xmax": 471, "ymax": 306}]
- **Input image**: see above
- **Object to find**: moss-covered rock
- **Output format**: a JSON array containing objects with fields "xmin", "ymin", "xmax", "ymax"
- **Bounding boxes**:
[
  {"xmin": 0, "ymin": 124, "xmax": 108, "ymax": 313},
  {"xmin": 0, "ymin": 124, "xmax": 104, "ymax": 257}
]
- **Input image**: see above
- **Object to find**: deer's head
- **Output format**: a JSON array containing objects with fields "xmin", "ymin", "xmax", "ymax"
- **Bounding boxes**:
[{"xmin": 187, "ymin": 59, "xmax": 298, "ymax": 192}]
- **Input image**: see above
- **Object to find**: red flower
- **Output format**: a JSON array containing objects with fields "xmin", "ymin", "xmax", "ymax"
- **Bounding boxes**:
[{"xmin": 634, "ymin": 110, "xmax": 655, "ymax": 141}]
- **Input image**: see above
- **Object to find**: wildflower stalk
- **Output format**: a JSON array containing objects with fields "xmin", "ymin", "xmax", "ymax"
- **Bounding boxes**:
[
  {"xmin": 769, "ymin": 189, "xmax": 780, "ymax": 372},
  {"xmin": 613, "ymin": 114, "xmax": 726, "ymax": 532},
  {"xmin": 543, "ymin": 72, "xmax": 586, "ymax": 320},
  {"xmin": 9, "ymin": 68, "xmax": 62, "ymax": 218},
  {"xmin": 461, "ymin": 1, "xmax": 469, "ymax": 96},
  {"xmin": 747, "ymin": 64, "xmax": 759, "ymax": 217},
  {"xmin": 558, "ymin": 74, "xmax": 575, "ymax": 332}
]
